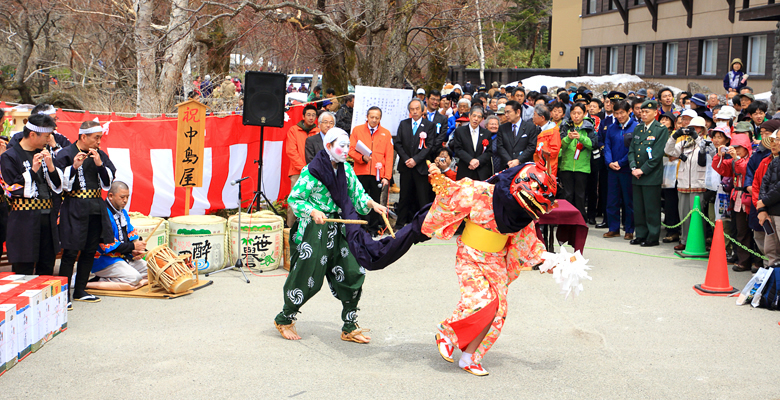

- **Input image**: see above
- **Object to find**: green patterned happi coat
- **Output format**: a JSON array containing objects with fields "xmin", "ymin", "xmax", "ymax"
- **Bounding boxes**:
[
  {"xmin": 287, "ymin": 164, "xmax": 371, "ymax": 244},
  {"xmin": 275, "ymin": 163, "xmax": 372, "ymax": 333}
]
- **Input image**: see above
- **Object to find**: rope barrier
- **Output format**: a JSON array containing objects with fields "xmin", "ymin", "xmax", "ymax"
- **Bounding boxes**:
[{"xmin": 660, "ymin": 206, "xmax": 768, "ymax": 261}]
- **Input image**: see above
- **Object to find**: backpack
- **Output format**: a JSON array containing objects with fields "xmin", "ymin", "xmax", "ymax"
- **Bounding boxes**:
[{"xmin": 759, "ymin": 266, "xmax": 780, "ymax": 310}]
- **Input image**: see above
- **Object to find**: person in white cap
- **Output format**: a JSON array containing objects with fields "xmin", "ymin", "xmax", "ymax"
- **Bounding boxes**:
[
  {"xmin": 714, "ymin": 106, "xmax": 737, "ymax": 131},
  {"xmin": 0, "ymin": 113, "xmax": 64, "ymax": 277},
  {"xmin": 274, "ymin": 127, "xmax": 387, "ymax": 344},
  {"xmin": 678, "ymin": 109, "xmax": 697, "ymax": 129},
  {"xmin": 452, "ymin": 84, "xmax": 463, "ymax": 95},
  {"xmin": 665, "ymin": 116, "xmax": 708, "ymax": 251},
  {"xmin": 220, "ymin": 75, "xmax": 236, "ymax": 98},
  {"xmin": 416, "ymin": 88, "xmax": 426, "ymax": 104}
]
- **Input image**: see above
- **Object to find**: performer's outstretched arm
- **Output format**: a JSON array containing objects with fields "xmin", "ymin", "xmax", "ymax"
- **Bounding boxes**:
[
  {"xmin": 505, "ymin": 225, "xmax": 546, "ymax": 285},
  {"xmin": 422, "ymin": 165, "xmax": 475, "ymax": 240}
]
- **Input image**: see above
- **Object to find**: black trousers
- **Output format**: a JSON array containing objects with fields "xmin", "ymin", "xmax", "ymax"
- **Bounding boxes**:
[
  {"xmin": 559, "ymin": 170, "xmax": 588, "ymax": 219},
  {"xmin": 396, "ymin": 169, "xmax": 432, "ymax": 226},
  {"xmin": 357, "ymin": 174, "xmax": 383, "ymax": 232},
  {"xmin": 13, "ymin": 213, "xmax": 56, "ymax": 276},
  {"xmin": 733, "ymin": 210, "xmax": 753, "ymax": 269},
  {"xmin": 662, "ymin": 188, "xmax": 681, "ymax": 235},
  {"xmin": 59, "ymin": 214, "xmax": 103, "ymax": 299},
  {"xmin": 586, "ymin": 161, "xmax": 605, "ymax": 220}
]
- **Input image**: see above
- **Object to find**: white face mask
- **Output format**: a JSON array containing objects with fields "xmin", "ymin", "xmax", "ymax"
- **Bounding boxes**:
[
  {"xmin": 327, "ymin": 135, "xmax": 350, "ymax": 163},
  {"xmin": 684, "ymin": 104, "xmax": 691, "ymax": 110},
  {"xmin": 716, "ymin": 121, "xmax": 729, "ymax": 129}
]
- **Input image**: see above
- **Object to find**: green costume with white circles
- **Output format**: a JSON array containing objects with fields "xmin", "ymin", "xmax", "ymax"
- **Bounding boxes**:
[{"xmin": 275, "ymin": 164, "xmax": 372, "ymax": 333}]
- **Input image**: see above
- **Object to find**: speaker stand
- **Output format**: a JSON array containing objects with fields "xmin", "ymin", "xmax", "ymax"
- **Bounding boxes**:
[{"xmin": 248, "ymin": 126, "xmax": 282, "ymax": 219}]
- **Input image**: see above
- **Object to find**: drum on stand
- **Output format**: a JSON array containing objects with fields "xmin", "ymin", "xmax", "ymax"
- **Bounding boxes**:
[{"xmin": 145, "ymin": 245, "xmax": 196, "ymax": 294}]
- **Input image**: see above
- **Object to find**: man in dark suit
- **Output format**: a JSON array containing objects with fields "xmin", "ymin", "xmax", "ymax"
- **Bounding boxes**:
[
  {"xmin": 425, "ymin": 90, "xmax": 449, "ymax": 155},
  {"xmin": 394, "ymin": 98, "xmax": 435, "ymax": 226},
  {"xmin": 451, "ymin": 107, "xmax": 493, "ymax": 181},
  {"xmin": 304, "ymin": 112, "xmax": 333, "ymax": 163},
  {"xmin": 495, "ymin": 100, "xmax": 539, "ymax": 170}
]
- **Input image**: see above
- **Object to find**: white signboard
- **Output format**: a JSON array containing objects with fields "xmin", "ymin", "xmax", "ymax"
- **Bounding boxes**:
[{"xmin": 350, "ymin": 86, "xmax": 414, "ymax": 137}]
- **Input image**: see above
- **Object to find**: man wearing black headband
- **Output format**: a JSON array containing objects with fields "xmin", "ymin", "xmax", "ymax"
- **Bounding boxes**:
[
  {"xmin": 0, "ymin": 114, "xmax": 63, "ymax": 276},
  {"xmin": 55, "ymin": 120, "xmax": 116, "ymax": 308}
]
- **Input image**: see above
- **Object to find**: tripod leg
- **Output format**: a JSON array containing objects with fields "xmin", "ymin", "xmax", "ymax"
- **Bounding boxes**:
[
  {"xmin": 236, "ymin": 259, "xmax": 250, "ymax": 283},
  {"xmin": 260, "ymin": 190, "xmax": 280, "ymax": 216}
]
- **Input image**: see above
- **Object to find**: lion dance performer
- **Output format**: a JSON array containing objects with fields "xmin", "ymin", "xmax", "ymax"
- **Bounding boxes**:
[{"xmin": 424, "ymin": 157, "xmax": 558, "ymax": 376}]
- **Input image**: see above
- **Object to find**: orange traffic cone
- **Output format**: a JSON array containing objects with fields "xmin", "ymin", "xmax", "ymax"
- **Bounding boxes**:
[{"xmin": 693, "ymin": 219, "xmax": 738, "ymax": 296}]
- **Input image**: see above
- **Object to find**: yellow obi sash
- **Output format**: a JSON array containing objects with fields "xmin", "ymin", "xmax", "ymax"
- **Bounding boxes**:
[{"xmin": 461, "ymin": 219, "xmax": 509, "ymax": 253}]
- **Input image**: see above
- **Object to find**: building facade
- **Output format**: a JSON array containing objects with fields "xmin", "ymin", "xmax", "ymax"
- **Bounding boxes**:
[
  {"xmin": 550, "ymin": 0, "xmax": 583, "ymax": 69},
  {"xmin": 576, "ymin": 0, "xmax": 776, "ymax": 92}
]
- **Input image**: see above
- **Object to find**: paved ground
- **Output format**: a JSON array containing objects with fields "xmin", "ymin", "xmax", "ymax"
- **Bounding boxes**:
[{"xmin": 3, "ymin": 228, "xmax": 780, "ymax": 399}]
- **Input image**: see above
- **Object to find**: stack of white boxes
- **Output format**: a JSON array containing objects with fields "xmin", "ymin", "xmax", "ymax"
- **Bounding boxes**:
[{"xmin": 0, "ymin": 273, "xmax": 68, "ymax": 376}]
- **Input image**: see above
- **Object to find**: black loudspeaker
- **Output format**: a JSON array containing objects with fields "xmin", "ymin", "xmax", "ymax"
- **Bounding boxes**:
[{"xmin": 243, "ymin": 71, "xmax": 286, "ymax": 127}]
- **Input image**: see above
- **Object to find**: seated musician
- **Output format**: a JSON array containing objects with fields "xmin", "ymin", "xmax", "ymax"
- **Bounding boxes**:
[{"xmin": 91, "ymin": 181, "xmax": 147, "ymax": 288}]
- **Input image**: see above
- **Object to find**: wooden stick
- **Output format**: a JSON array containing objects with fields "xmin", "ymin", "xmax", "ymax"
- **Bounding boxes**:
[
  {"xmin": 146, "ymin": 218, "xmax": 165, "ymax": 240},
  {"xmin": 138, "ymin": 218, "xmax": 166, "ymax": 257},
  {"xmin": 381, "ymin": 213, "xmax": 395, "ymax": 238},
  {"xmin": 323, "ymin": 218, "xmax": 367, "ymax": 224}
]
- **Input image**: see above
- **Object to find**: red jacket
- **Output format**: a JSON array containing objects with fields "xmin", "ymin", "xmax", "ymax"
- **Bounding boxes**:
[
  {"xmin": 713, "ymin": 153, "xmax": 750, "ymax": 212},
  {"xmin": 534, "ymin": 124, "xmax": 562, "ymax": 176},
  {"xmin": 286, "ymin": 123, "xmax": 319, "ymax": 177},
  {"xmin": 753, "ymin": 156, "xmax": 774, "ymax": 208},
  {"xmin": 348, "ymin": 123, "xmax": 394, "ymax": 181}
]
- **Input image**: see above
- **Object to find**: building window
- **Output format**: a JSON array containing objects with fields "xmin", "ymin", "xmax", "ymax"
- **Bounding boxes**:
[
  {"xmin": 588, "ymin": 0, "xmax": 597, "ymax": 14},
  {"xmin": 635, "ymin": 0, "xmax": 645, "ymax": 4},
  {"xmin": 609, "ymin": 47, "xmax": 619, "ymax": 74},
  {"xmin": 587, "ymin": 48, "xmax": 595, "ymax": 74},
  {"xmin": 701, "ymin": 39, "xmax": 717, "ymax": 76},
  {"xmin": 635, "ymin": 45, "xmax": 646, "ymax": 75},
  {"xmin": 747, "ymin": 35, "xmax": 767, "ymax": 75},
  {"xmin": 608, "ymin": 0, "xmax": 616, "ymax": 10},
  {"xmin": 665, "ymin": 43, "xmax": 678, "ymax": 75}
]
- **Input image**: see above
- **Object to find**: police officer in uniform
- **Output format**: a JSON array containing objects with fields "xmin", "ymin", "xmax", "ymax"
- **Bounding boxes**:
[{"xmin": 628, "ymin": 100, "xmax": 670, "ymax": 247}]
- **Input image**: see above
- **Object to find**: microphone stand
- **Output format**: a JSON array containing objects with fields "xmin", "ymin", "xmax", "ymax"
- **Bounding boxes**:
[{"xmin": 205, "ymin": 179, "xmax": 250, "ymax": 282}]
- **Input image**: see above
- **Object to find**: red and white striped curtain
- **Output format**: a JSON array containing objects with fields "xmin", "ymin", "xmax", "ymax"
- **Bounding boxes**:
[{"xmin": 53, "ymin": 107, "xmax": 303, "ymax": 217}]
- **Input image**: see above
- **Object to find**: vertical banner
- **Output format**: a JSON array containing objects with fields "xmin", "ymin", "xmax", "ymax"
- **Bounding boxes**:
[
  {"xmin": 350, "ymin": 86, "xmax": 414, "ymax": 137},
  {"xmin": 175, "ymin": 99, "xmax": 208, "ymax": 188}
]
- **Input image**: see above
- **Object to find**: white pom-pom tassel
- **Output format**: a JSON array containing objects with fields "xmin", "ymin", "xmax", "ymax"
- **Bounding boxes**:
[{"xmin": 539, "ymin": 247, "xmax": 593, "ymax": 299}]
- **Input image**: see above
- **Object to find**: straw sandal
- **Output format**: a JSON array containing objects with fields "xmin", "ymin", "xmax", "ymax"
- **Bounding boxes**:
[
  {"xmin": 341, "ymin": 326, "xmax": 371, "ymax": 344},
  {"xmin": 274, "ymin": 321, "xmax": 300, "ymax": 340}
]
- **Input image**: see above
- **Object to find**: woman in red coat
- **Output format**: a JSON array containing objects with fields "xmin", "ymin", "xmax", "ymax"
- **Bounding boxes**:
[{"xmin": 713, "ymin": 133, "xmax": 753, "ymax": 271}]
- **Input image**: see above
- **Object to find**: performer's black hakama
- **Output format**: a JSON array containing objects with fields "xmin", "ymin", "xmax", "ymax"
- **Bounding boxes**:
[
  {"xmin": 0, "ymin": 142, "xmax": 64, "ymax": 274},
  {"xmin": 54, "ymin": 144, "xmax": 115, "ymax": 299}
]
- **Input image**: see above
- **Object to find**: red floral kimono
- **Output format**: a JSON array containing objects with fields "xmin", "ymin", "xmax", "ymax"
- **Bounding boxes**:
[{"xmin": 422, "ymin": 175, "xmax": 545, "ymax": 364}]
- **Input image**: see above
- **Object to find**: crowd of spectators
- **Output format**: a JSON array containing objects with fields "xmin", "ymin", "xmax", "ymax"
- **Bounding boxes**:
[{"xmin": 284, "ymin": 70, "xmax": 779, "ymax": 273}]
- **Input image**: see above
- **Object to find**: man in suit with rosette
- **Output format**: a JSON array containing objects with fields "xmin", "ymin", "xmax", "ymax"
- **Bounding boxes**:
[{"xmin": 394, "ymin": 98, "xmax": 435, "ymax": 226}]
